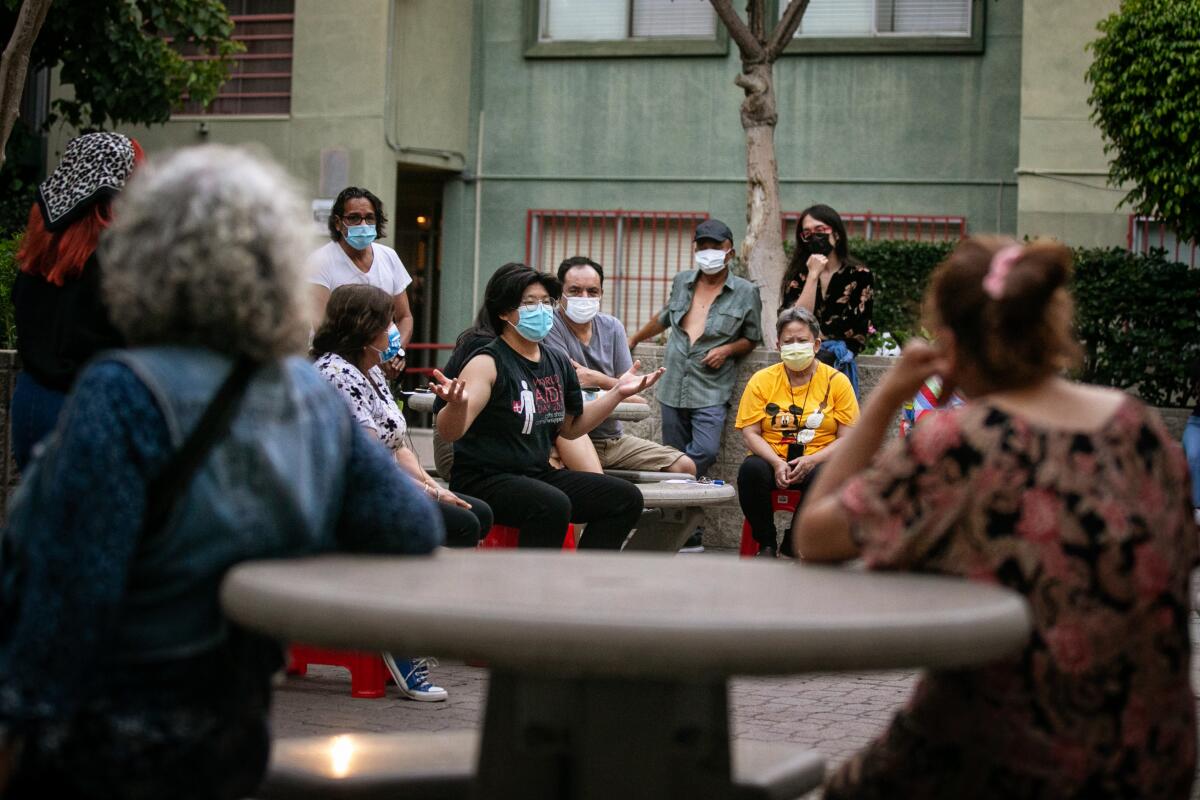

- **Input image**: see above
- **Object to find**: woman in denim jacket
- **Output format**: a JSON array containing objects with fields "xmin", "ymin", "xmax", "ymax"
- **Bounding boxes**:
[{"xmin": 0, "ymin": 146, "xmax": 443, "ymax": 800}]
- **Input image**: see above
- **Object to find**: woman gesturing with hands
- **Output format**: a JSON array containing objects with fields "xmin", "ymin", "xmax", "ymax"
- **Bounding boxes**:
[
  {"xmin": 434, "ymin": 358, "xmax": 662, "ymax": 443},
  {"xmin": 433, "ymin": 263, "xmax": 650, "ymax": 550}
]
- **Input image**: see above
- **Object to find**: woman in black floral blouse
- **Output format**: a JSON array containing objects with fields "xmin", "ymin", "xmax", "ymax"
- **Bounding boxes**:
[
  {"xmin": 778, "ymin": 204, "xmax": 873, "ymax": 396},
  {"xmin": 797, "ymin": 237, "xmax": 1197, "ymax": 799}
]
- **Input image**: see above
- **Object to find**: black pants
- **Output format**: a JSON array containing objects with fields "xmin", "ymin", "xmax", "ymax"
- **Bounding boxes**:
[
  {"xmin": 438, "ymin": 492, "xmax": 492, "ymax": 548},
  {"xmin": 737, "ymin": 455, "xmax": 823, "ymax": 556},
  {"xmin": 452, "ymin": 468, "xmax": 643, "ymax": 550}
]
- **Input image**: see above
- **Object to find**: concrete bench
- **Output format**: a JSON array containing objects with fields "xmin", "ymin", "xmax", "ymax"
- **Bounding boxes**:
[
  {"xmin": 626, "ymin": 479, "xmax": 736, "ymax": 551},
  {"xmin": 255, "ymin": 730, "xmax": 823, "ymax": 800}
]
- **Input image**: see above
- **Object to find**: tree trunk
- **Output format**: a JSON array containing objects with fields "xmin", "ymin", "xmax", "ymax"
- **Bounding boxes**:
[
  {"xmin": 736, "ymin": 61, "xmax": 786, "ymax": 347},
  {"xmin": 0, "ymin": 0, "xmax": 52, "ymax": 170}
]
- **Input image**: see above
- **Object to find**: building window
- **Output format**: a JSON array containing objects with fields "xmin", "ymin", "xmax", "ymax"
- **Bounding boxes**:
[
  {"xmin": 780, "ymin": 0, "xmax": 982, "ymax": 54},
  {"xmin": 792, "ymin": 0, "xmax": 970, "ymax": 37},
  {"xmin": 527, "ymin": 209, "xmax": 709, "ymax": 333},
  {"xmin": 540, "ymin": 0, "xmax": 717, "ymax": 41},
  {"xmin": 527, "ymin": 0, "xmax": 726, "ymax": 57},
  {"xmin": 174, "ymin": 0, "xmax": 294, "ymax": 116},
  {"xmin": 782, "ymin": 211, "xmax": 966, "ymax": 243}
]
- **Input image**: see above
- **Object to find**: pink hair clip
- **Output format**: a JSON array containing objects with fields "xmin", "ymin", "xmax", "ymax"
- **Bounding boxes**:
[{"xmin": 982, "ymin": 245, "xmax": 1022, "ymax": 300}]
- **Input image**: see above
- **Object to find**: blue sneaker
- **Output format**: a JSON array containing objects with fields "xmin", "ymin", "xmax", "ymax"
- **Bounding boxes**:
[{"xmin": 382, "ymin": 654, "xmax": 448, "ymax": 702}]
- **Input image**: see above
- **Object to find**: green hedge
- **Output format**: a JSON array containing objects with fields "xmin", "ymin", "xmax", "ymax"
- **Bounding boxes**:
[{"xmin": 849, "ymin": 239, "xmax": 1200, "ymax": 408}]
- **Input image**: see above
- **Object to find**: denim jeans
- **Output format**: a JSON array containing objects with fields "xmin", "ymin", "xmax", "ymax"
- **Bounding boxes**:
[
  {"xmin": 11, "ymin": 370, "xmax": 68, "ymax": 471},
  {"xmin": 1184, "ymin": 415, "xmax": 1200, "ymax": 509},
  {"xmin": 659, "ymin": 403, "xmax": 727, "ymax": 478}
]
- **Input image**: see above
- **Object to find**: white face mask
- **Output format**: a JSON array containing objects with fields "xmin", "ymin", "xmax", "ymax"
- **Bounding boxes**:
[
  {"xmin": 564, "ymin": 297, "xmax": 600, "ymax": 324},
  {"xmin": 780, "ymin": 341, "xmax": 815, "ymax": 371},
  {"xmin": 694, "ymin": 249, "xmax": 728, "ymax": 274}
]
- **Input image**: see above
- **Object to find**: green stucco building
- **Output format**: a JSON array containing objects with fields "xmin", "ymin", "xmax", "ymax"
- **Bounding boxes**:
[{"xmin": 49, "ymin": 0, "xmax": 1136, "ymax": 350}]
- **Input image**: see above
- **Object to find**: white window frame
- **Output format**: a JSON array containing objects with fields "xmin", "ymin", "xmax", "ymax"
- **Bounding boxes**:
[
  {"xmin": 791, "ymin": 0, "xmax": 972, "ymax": 39},
  {"xmin": 537, "ymin": 0, "xmax": 719, "ymax": 43},
  {"xmin": 777, "ymin": 0, "xmax": 984, "ymax": 55}
]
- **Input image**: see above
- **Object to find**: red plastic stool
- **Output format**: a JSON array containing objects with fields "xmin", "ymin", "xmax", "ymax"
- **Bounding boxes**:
[
  {"xmin": 480, "ymin": 523, "xmax": 576, "ymax": 550},
  {"xmin": 286, "ymin": 644, "xmax": 390, "ymax": 699},
  {"xmin": 739, "ymin": 489, "xmax": 803, "ymax": 557}
]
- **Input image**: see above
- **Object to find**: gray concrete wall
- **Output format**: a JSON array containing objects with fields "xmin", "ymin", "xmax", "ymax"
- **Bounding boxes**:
[{"xmin": 624, "ymin": 345, "xmax": 1194, "ymax": 551}]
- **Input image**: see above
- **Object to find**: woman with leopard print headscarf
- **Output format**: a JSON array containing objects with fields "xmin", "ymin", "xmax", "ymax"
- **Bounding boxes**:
[{"xmin": 10, "ymin": 132, "xmax": 143, "ymax": 469}]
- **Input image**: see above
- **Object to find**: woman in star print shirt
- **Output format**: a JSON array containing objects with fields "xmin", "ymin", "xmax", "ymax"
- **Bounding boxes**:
[{"xmin": 313, "ymin": 284, "xmax": 491, "ymax": 547}]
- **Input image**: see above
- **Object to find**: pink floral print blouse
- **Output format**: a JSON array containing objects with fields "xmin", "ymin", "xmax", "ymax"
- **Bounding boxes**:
[{"xmin": 826, "ymin": 396, "xmax": 1197, "ymax": 800}]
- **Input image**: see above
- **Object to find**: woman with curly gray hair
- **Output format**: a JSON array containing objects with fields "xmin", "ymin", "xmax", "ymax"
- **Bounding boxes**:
[{"xmin": 0, "ymin": 145, "xmax": 443, "ymax": 800}]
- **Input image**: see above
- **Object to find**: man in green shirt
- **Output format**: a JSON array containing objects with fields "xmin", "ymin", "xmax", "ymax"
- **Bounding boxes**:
[{"xmin": 628, "ymin": 219, "xmax": 763, "ymax": 551}]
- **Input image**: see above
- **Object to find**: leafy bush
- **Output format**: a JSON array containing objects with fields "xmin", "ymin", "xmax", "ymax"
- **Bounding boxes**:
[
  {"xmin": 845, "ymin": 239, "xmax": 1200, "ymax": 407},
  {"xmin": 0, "ymin": 233, "xmax": 22, "ymax": 350},
  {"xmin": 850, "ymin": 238, "xmax": 953, "ymax": 344},
  {"xmin": 1073, "ymin": 247, "xmax": 1200, "ymax": 407},
  {"xmin": 1086, "ymin": 0, "xmax": 1200, "ymax": 244}
]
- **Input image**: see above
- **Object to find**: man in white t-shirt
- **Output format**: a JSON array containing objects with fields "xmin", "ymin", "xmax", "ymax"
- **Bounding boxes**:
[{"xmin": 309, "ymin": 187, "xmax": 414, "ymax": 374}]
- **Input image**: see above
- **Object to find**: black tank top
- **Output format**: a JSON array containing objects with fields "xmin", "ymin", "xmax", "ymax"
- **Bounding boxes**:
[{"xmin": 451, "ymin": 337, "xmax": 582, "ymax": 478}]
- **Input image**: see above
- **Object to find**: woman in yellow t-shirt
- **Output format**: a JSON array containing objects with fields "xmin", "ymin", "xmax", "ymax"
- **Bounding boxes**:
[{"xmin": 734, "ymin": 307, "xmax": 859, "ymax": 557}]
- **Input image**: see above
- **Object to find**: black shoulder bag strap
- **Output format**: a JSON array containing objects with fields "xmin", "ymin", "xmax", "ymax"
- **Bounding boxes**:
[{"xmin": 142, "ymin": 357, "xmax": 260, "ymax": 537}]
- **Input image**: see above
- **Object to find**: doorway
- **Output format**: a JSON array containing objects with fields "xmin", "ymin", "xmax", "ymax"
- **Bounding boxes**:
[{"xmin": 392, "ymin": 167, "xmax": 450, "ymax": 389}]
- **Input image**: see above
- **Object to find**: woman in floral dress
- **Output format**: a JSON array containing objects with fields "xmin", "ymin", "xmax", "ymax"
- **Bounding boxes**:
[{"xmin": 797, "ymin": 237, "xmax": 1197, "ymax": 799}]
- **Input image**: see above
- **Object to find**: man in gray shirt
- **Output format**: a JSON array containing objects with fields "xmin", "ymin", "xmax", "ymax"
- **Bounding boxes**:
[{"xmin": 545, "ymin": 256, "xmax": 696, "ymax": 476}]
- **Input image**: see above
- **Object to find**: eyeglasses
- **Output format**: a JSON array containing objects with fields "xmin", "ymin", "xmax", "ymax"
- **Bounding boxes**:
[
  {"xmin": 341, "ymin": 213, "xmax": 377, "ymax": 226},
  {"xmin": 518, "ymin": 299, "xmax": 555, "ymax": 311},
  {"xmin": 798, "ymin": 225, "xmax": 833, "ymax": 241}
]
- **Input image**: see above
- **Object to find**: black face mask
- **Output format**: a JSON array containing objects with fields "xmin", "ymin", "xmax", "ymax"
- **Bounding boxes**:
[{"xmin": 806, "ymin": 234, "xmax": 834, "ymax": 257}]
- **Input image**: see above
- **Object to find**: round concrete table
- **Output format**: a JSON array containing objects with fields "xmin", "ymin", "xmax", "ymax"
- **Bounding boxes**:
[
  {"xmin": 405, "ymin": 389, "xmax": 650, "ymax": 422},
  {"xmin": 223, "ymin": 551, "xmax": 1030, "ymax": 799}
]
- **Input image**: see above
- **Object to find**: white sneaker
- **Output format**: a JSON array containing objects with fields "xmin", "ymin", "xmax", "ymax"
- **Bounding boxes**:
[{"xmin": 382, "ymin": 654, "xmax": 448, "ymax": 702}]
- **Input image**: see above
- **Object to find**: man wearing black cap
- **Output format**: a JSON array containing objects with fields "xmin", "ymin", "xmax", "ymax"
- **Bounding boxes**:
[{"xmin": 628, "ymin": 218, "xmax": 763, "ymax": 552}]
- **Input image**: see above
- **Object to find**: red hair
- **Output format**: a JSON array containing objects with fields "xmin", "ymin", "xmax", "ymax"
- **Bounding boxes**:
[{"xmin": 17, "ymin": 138, "xmax": 144, "ymax": 286}]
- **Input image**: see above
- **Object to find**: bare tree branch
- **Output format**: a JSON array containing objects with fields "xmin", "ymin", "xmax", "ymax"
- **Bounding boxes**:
[
  {"xmin": 709, "ymin": 0, "xmax": 764, "ymax": 62},
  {"xmin": 766, "ymin": 0, "xmax": 811, "ymax": 61},
  {"xmin": 0, "ymin": 0, "xmax": 52, "ymax": 170},
  {"xmin": 748, "ymin": 0, "xmax": 765, "ymax": 43}
]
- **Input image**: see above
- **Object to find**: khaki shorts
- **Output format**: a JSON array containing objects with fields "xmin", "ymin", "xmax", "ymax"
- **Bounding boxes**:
[{"xmin": 592, "ymin": 434, "xmax": 686, "ymax": 472}]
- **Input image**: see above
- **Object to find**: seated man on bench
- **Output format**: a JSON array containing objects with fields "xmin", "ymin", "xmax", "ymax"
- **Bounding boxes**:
[{"xmin": 545, "ymin": 256, "xmax": 695, "ymax": 477}]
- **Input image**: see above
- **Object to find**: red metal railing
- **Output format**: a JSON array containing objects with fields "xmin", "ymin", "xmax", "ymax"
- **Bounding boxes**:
[
  {"xmin": 526, "ymin": 209, "xmax": 710, "ymax": 334},
  {"xmin": 403, "ymin": 342, "xmax": 456, "ymax": 380},
  {"xmin": 524, "ymin": 208, "xmax": 966, "ymax": 334},
  {"xmin": 1127, "ymin": 216, "xmax": 1198, "ymax": 267},
  {"xmin": 782, "ymin": 211, "xmax": 966, "ymax": 242},
  {"xmin": 172, "ymin": 11, "xmax": 294, "ymax": 115}
]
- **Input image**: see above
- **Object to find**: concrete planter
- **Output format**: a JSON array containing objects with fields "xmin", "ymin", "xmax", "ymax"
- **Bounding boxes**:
[
  {"xmin": 0, "ymin": 349, "xmax": 1191, "ymax": 533},
  {"xmin": 627, "ymin": 346, "xmax": 1195, "ymax": 551}
]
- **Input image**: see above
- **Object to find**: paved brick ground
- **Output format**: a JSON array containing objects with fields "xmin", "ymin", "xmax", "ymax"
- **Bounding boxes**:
[{"xmin": 270, "ymin": 582, "xmax": 1200, "ymax": 797}]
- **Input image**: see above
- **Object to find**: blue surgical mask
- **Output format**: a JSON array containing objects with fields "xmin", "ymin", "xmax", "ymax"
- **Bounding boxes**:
[
  {"xmin": 344, "ymin": 224, "xmax": 376, "ymax": 251},
  {"xmin": 381, "ymin": 324, "xmax": 403, "ymax": 361},
  {"xmin": 510, "ymin": 304, "xmax": 554, "ymax": 342}
]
